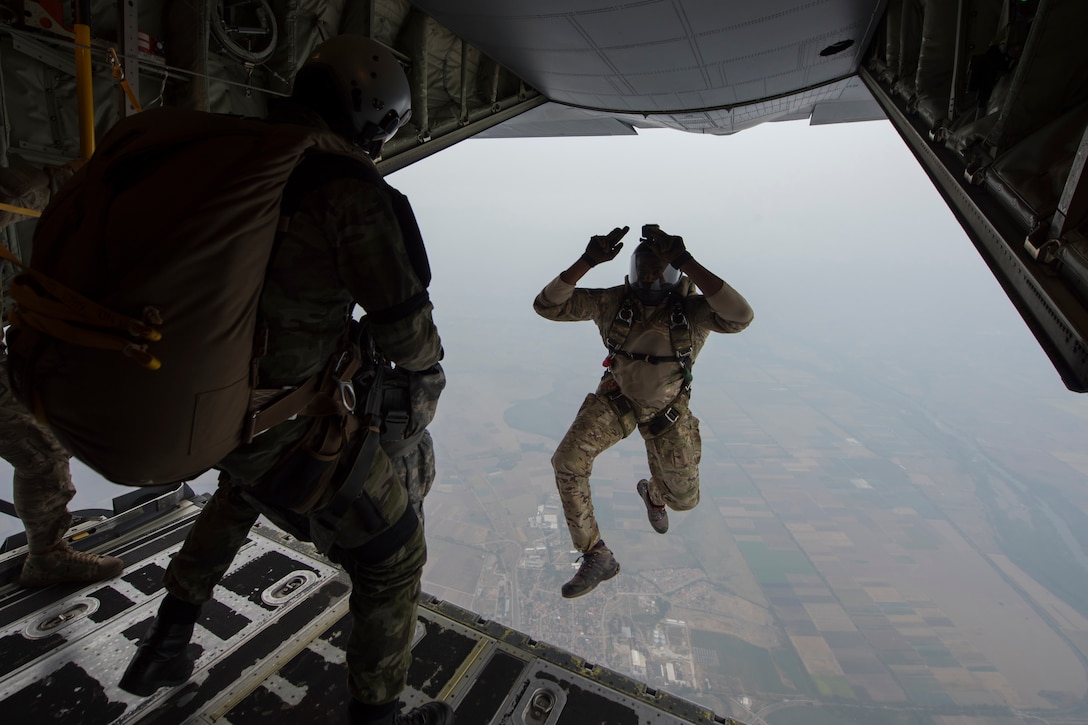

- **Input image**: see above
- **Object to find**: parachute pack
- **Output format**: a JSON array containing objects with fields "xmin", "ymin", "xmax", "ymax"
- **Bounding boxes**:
[{"xmin": 4, "ymin": 107, "xmax": 379, "ymax": 486}]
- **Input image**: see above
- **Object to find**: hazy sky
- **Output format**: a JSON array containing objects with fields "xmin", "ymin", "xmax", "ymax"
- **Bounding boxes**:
[
  {"xmin": 2, "ymin": 115, "xmax": 1086, "ymax": 538},
  {"xmin": 394, "ymin": 117, "xmax": 1075, "ymax": 400}
]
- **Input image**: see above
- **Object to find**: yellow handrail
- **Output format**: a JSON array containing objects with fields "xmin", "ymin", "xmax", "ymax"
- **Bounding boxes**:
[
  {"xmin": 0, "ymin": 202, "xmax": 41, "ymax": 219},
  {"xmin": 74, "ymin": 1, "xmax": 95, "ymax": 159}
]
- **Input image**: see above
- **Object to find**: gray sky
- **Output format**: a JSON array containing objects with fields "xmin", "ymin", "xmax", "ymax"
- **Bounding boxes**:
[{"xmin": 3, "ymin": 116, "xmax": 1086, "ymax": 537}]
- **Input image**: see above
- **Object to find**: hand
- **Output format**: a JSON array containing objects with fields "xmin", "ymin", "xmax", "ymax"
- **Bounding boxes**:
[
  {"xmin": 580, "ymin": 226, "xmax": 630, "ymax": 267},
  {"xmin": 641, "ymin": 224, "xmax": 692, "ymax": 267}
]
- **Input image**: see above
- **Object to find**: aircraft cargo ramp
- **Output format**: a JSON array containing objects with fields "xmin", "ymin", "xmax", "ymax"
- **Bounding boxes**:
[{"xmin": 0, "ymin": 486, "xmax": 742, "ymax": 724}]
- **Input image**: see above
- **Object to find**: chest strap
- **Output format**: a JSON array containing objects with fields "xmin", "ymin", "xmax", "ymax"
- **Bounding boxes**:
[{"xmin": 604, "ymin": 294, "xmax": 695, "ymax": 385}]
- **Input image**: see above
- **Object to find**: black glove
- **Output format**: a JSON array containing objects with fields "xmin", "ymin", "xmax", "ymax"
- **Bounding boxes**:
[
  {"xmin": 641, "ymin": 224, "xmax": 693, "ymax": 268},
  {"xmin": 580, "ymin": 226, "xmax": 630, "ymax": 267}
]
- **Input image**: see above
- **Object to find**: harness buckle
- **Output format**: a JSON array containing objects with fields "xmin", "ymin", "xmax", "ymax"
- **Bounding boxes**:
[
  {"xmin": 664, "ymin": 406, "xmax": 680, "ymax": 424},
  {"xmin": 338, "ymin": 380, "xmax": 357, "ymax": 413},
  {"xmin": 618, "ymin": 305, "xmax": 634, "ymax": 324},
  {"xmin": 670, "ymin": 306, "xmax": 688, "ymax": 329}
]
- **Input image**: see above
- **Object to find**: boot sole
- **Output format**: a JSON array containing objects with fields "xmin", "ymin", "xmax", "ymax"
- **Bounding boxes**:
[{"xmin": 637, "ymin": 481, "xmax": 669, "ymax": 534}]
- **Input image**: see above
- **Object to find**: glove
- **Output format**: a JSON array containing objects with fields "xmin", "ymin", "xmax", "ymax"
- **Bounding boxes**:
[
  {"xmin": 580, "ymin": 226, "xmax": 630, "ymax": 267},
  {"xmin": 641, "ymin": 224, "xmax": 692, "ymax": 268}
]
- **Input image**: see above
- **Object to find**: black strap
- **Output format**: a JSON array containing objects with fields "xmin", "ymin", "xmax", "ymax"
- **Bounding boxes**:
[
  {"xmin": 311, "ymin": 361, "xmax": 389, "ymax": 540},
  {"xmin": 609, "ymin": 350, "xmax": 682, "ymax": 365},
  {"xmin": 313, "ymin": 426, "xmax": 386, "ymax": 540},
  {"xmin": 604, "ymin": 386, "xmax": 633, "ymax": 417},
  {"xmin": 367, "ymin": 290, "xmax": 431, "ymax": 325},
  {"xmin": 337, "ymin": 503, "xmax": 419, "ymax": 567},
  {"xmin": 604, "ymin": 293, "xmax": 694, "ymax": 384},
  {"xmin": 646, "ymin": 404, "xmax": 683, "ymax": 436}
]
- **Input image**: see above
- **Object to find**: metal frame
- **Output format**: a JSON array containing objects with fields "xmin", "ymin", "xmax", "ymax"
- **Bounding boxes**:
[
  {"xmin": 379, "ymin": 94, "xmax": 547, "ymax": 176},
  {"xmin": 117, "ymin": 0, "xmax": 140, "ymax": 117},
  {"xmin": 862, "ymin": 65, "xmax": 1088, "ymax": 392}
]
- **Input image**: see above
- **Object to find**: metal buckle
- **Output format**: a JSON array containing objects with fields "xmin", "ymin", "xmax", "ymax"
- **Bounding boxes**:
[
  {"xmin": 664, "ymin": 407, "xmax": 679, "ymax": 424},
  {"xmin": 338, "ymin": 380, "xmax": 357, "ymax": 413}
]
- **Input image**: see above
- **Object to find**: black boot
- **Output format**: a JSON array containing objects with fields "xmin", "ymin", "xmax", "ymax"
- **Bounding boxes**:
[
  {"xmin": 118, "ymin": 593, "xmax": 201, "ymax": 696},
  {"xmin": 395, "ymin": 702, "xmax": 455, "ymax": 725}
]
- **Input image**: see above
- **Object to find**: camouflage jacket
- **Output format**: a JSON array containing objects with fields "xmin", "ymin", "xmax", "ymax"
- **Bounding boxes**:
[
  {"xmin": 534, "ymin": 276, "xmax": 751, "ymax": 411},
  {"xmin": 218, "ymin": 108, "xmax": 443, "ymax": 485}
]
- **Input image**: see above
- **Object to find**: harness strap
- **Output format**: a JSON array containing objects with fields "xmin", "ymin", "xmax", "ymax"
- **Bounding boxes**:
[
  {"xmin": 604, "ymin": 385, "xmax": 633, "ymax": 416},
  {"xmin": 243, "ymin": 344, "xmax": 362, "ymax": 444},
  {"xmin": 604, "ymin": 292, "xmax": 695, "ymax": 382},
  {"xmin": 646, "ymin": 403, "xmax": 683, "ymax": 436},
  {"xmin": 313, "ymin": 421, "xmax": 386, "ymax": 540},
  {"xmin": 604, "ymin": 297, "xmax": 635, "ymax": 355},
  {"xmin": 380, "ymin": 376, "xmax": 411, "ymax": 442},
  {"xmin": 309, "ymin": 351, "xmax": 394, "ymax": 539},
  {"xmin": 609, "ymin": 350, "xmax": 682, "ymax": 365}
]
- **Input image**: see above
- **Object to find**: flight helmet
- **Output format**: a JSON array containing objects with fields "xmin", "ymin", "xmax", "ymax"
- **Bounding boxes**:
[
  {"xmin": 292, "ymin": 35, "xmax": 412, "ymax": 157},
  {"xmin": 627, "ymin": 242, "xmax": 681, "ymax": 305}
]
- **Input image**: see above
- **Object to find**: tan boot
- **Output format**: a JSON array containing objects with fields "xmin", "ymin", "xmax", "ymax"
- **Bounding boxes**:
[{"xmin": 19, "ymin": 542, "xmax": 124, "ymax": 587}]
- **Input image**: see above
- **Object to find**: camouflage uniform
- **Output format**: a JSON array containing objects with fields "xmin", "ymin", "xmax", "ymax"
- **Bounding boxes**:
[
  {"xmin": 534, "ymin": 276, "xmax": 750, "ymax": 553},
  {"xmin": 358, "ymin": 361, "xmax": 446, "ymax": 521},
  {"xmin": 162, "ymin": 105, "xmax": 443, "ymax": 707},
  {"xmin": 0, "ymin": 354, "xmax": 74, "ymax": 552},
  {"xmin": 0, "ymin": 160, "xmax": 82, "ymax": 554}
]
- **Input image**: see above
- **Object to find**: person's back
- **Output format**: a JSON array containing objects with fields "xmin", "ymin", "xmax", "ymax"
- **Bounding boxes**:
[{"xmin": 118, "ymin": 35, "xmax": 452, "ymax": 725}]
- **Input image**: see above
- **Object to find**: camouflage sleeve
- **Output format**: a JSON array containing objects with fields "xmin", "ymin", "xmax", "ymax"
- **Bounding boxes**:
[
  {"xmin": 686, "ymin": 284, "xmax": 754, "ymax": 334},
  {"xmin": 533, "ymin": 275, "xmax": 610, "ymax": 323},
  {"xmin": 326, "ymin": 178, "xmax": 442, "ymax": 371}
]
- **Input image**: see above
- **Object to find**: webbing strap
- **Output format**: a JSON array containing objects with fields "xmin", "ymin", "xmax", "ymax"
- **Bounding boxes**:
[
  {"xmin": 647, "ymin": 404, "xmax": 683, "ymax": 436},
  {"xmin": 243, "ymin": 371, "xmax": 323, "ymax": 444},
  {"xmin": 244, "ymin": 344, "xmax": 362, "ymax": 444},
  {"xmin": 313, "ymin": 424, "xmax": 385, "ymax": 538},
  {"xmin": 605, "ymin": 386, "xmax": 633, "ymax": 416},
  {"xmin": 604, "ymin": 293, "xmax": 694, "ymax": 379},
  {"xmin": 309, "ymin": 361, "xmax": 389, "ymax": 539},
  {"xmin": 0, "ymin": 242, "xmax": 162, "ymax": 367}
]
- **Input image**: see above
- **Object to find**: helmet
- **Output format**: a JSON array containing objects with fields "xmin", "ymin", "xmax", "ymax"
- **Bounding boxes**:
[
  {"xmin": 627, "ymin": 243, "xmax": 681, "ymax": 305},
  {"xmin": 293, "ymin": 35, "xmax": 412, "ymax": 156}
]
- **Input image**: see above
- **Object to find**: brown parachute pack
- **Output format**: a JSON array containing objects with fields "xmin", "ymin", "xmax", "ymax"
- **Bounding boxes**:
[{"xmin": 5, "ymin": 107, "xmax": 372, "ymax": 486}]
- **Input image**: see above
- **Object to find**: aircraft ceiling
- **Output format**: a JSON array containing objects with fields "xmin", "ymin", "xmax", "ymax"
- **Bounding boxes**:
[{"xmin": 412, "ymin": 0, "xmax": 888, "ymax": 135}]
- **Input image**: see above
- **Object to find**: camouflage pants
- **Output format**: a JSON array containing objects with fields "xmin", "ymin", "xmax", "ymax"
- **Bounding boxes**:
[
  {"xmin": 164, "ymin": 442, "xmax": 427, "ymax": 706},
  {"xmin": 398, "ymin": 429, "xmax": 436, "ymax": 521},
  {"xmin": 552, "ymin": 380, "xmax": 702, "ymax": 553},
  {"xmin": 0, "ymin": 355, "xmax": 74, "ymax": 553}
]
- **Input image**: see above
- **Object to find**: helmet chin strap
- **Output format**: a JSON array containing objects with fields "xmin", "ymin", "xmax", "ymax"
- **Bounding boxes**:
[{"xmin": 362, "ymin": 138, "xmax": 384, "ymax": 160}]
